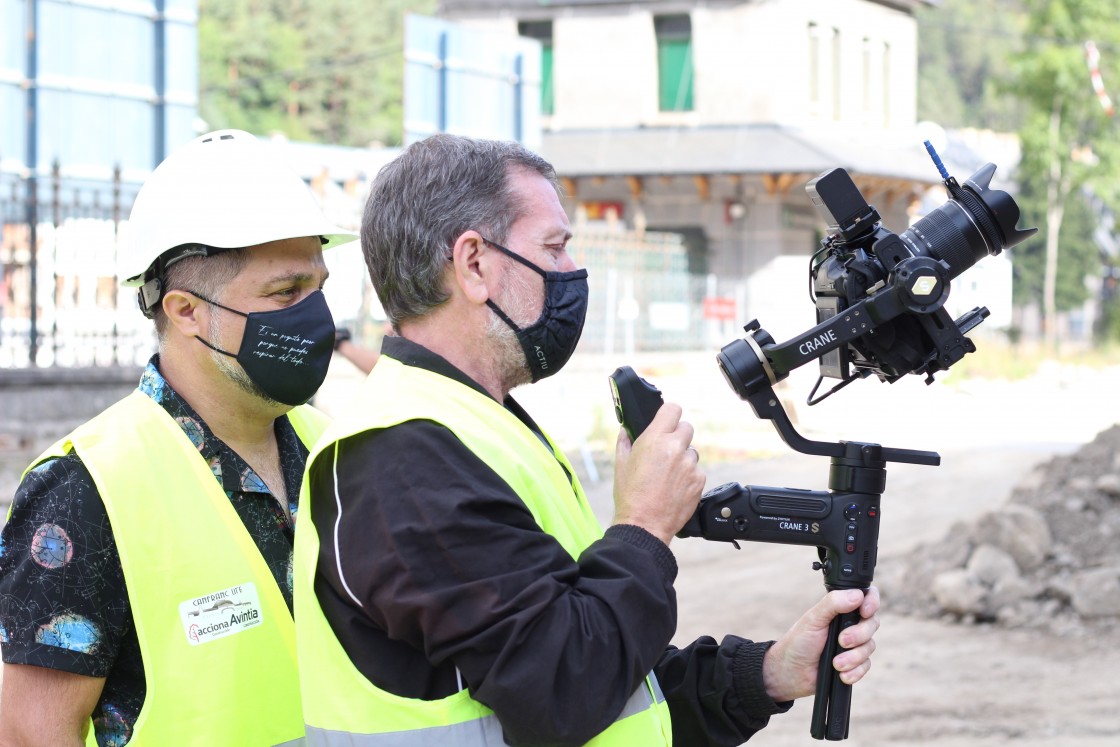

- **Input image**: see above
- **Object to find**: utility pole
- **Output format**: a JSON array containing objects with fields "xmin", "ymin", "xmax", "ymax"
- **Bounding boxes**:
[
  {"xmin": 154, "ymin": 0, "xmax": 166, "ymax": 165},
  {"xmin": 25, "ymin": 0, "xmax": 39, "ymax": 366}
]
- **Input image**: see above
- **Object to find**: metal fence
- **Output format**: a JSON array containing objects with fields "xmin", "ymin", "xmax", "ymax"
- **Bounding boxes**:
[
  {"xmin": 1, "ymin": 165, "xmax": 757, "ymax": 368},
  {"xmin": 568, "ymin": 230, "xmax": 750, "ymax": 355},
  {"xmin": 0, "ymin": 162, "xmax": 151, "ymax": 368}
]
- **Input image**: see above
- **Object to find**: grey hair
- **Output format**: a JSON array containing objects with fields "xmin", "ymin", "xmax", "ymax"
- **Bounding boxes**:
[
  {"xmin": 153, "ymin": 249, "xmax": 249, "ymax": 343},
  {"xmin": 361, "ymin": 134, "xmax": 559, "ymax": 326}
]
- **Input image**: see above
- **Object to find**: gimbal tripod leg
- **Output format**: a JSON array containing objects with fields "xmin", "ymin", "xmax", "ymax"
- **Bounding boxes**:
[{"xmin": 810, "ymin": 609, "xmax": 861, "ymax": 740}]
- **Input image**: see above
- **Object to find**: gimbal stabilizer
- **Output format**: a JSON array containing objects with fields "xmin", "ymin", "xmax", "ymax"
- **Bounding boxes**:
[
  {"xmin": 608, "ymin": 147, "xmax": 1036, "ymax": 739},
  {"xmin": 611, "ymin": 326, "xmax": 940, "ymax": 741},
  {"xmin": 682, "ymin": 328, "xmax": 941, "ymax": 741}
]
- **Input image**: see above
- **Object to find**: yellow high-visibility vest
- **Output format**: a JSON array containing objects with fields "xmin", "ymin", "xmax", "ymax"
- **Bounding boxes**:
[
  {"xmin": 24, "ymin": 390, "xmax": 328, "ymax": 746},
  {"xmin": 293, "ymin": 355, "xmax": 672, "ymax": 746}
]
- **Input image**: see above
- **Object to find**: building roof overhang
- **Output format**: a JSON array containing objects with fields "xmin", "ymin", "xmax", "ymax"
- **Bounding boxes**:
[{"xmin": 538, "ymin": 123, "xmax": 944, "ymax": 191}]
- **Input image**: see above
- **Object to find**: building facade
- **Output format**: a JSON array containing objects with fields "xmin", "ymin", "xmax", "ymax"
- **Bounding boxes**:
[{"xmin": 438, "ymin": 0, "xmax": 944, "ymax": 335}]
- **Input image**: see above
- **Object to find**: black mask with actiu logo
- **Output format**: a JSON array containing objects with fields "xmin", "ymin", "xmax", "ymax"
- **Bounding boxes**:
[
  {"xmin": 191, "ymin": 289, "xmax": 335, "ymax": 406},
  {"xmin": 482, "ymin": 238, "xmax": 589, "ymax": 383}
]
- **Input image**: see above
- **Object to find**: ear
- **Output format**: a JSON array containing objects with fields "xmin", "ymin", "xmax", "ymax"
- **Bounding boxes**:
[
  {"xmin": 161, "ymin": 289, "xmax": 207, "ymax": 338},
  {"xmin": 449, "ymin": 231, "xmax": 494, "ymax": 306}
]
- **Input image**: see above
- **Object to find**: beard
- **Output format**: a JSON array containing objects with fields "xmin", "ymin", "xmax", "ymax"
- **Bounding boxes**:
[
  {"xmin": 486, "ymin": 265, "xmax": 540, "ymax": 393},
  {"xmin": 207, "ymin": 308, "xmax": 282, "ymax": 407}
]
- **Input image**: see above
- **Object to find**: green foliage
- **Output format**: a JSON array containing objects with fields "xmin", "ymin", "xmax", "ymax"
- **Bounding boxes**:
[
  {"xmin": 918, "ymin": 0, "xmax": 1120, "ymax": 342},
  {"xmin": 915, "ymin": 0, "xmax": 1029, "ymax": 130},
  {"xmin": 198, "ymin": 0, "xmax": 436, "ymax": 147},
  {"xmin": 1097, "ymin": 248, "xmax": 1120, "ymax": 343},
  {"xmin": 1009, "ymin": 185, "xmax": 1100, "ymax": 311},
  {"xmin": 1099, "ymin": 285, "xmax": 1120, "ymax": 342},
  {"xmin": 1004, "ymin": 0, "xmax": 1120, "ymax": 322}
]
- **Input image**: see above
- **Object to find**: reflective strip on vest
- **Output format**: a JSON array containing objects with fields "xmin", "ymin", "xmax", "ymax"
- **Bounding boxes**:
[
  {"xmin": 305, "ymin": 680, "xmax": 666, "ymax": 746},
  {"xmin": 295, "ymin": 356, "xmax": 673, "ymax": 746}
]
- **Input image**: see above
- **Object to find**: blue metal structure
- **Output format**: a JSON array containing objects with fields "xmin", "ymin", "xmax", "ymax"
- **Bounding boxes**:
[
  {"xmin": 1, "ymin": 0, "xmax": 199, "ymax": 186},
  {"xmin": 403, "ymin": 14, "xmax": 542, "ymax": 148}
]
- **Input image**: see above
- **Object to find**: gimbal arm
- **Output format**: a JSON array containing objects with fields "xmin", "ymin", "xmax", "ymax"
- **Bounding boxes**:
[{"xmin": 728, "ymin": 250, "xmax": 957, "ymax": 388}]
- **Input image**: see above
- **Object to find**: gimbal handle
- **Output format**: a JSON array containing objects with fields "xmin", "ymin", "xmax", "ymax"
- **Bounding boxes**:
[
  {"xmin": 710, "ymin": 337, "xmax": 938, "ymax": 740},
  {"xmin": 812, "ymin": 608, "xmax": 861, "ymax": 740}
]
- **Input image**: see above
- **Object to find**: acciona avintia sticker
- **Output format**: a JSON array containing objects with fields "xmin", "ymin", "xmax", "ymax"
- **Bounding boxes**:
[{"xmin": 179, "ymin": 582, "xmax": 264, "ymax": 646}]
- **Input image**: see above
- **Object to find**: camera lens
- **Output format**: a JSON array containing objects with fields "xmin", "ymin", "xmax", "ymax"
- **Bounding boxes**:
[{"xmin": 898, "ymin": 163, "xmax": 1036, "ymax": 280}]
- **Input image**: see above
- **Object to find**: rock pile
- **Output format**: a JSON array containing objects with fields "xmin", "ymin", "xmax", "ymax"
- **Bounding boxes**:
[{"xmin": 882, "ymin": 424, "xmax": 1120, "ymax": 634}]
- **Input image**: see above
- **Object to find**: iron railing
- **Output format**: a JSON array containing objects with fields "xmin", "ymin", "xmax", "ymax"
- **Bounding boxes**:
[{"xmin": 1, "ymin": 161, "xmax": 152, "ymax": 368}]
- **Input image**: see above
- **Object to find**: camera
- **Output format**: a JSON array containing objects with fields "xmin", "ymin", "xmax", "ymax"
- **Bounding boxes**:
[
  {"xmin": 808, "ymin": 160, "xmax": 1036, "ymax": 383},
  {"xmin": 717, "ymin": 142, "xmax": 1038, "ymax": 407}
]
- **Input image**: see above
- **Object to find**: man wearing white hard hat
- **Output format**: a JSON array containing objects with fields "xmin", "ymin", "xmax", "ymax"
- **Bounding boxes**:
[{"xmin": 0, "ymin": 130, "xmax": 356, "ymax": 746}]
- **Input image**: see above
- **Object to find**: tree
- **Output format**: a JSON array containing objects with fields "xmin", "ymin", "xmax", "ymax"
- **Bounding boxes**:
[
  {"xmin": 1099, "ymin": 267, "xmax": 1120, "ymax": 342},
  {"xmin": 915, "ymin": 0, "xmax": 1029, "ymax": 131},
  {"xmin": 1008, "ymin": 0, "xmax": 1120, "ymax": 347},
  {"xmin": 1009, "ymin": 183, "xmax": 1101, "ymax": 326},
  {"xmin": 198, "ymin": 0, "xmax": 436, "ymax": 147}
]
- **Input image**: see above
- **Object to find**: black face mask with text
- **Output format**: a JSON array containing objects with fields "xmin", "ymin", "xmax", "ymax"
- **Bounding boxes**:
[
  {"xmin": 191, "ymin": 289, "xmax": 335, "ymax": 406},
  {"xmin": 482, "ymin": 238, "xmax": 589, "ymax": 383}
]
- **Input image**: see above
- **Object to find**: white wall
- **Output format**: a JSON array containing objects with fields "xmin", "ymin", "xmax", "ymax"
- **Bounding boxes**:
[{"xmin": 453, "ymin": 1, "xmax": 919, "ymax": 132}]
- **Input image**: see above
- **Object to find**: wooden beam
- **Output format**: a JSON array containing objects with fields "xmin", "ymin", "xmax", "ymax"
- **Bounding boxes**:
[
  {"xmin": 761, "ymin": 172, "xmax": 798, "ymax": 196},
  {"xmin": 908, "ymin": 192, "xmax": 924, "ymax": 214},
  {"xmin": 693, "ymin": 174, "xmax": 710, "ymax": 201},
  {"xmin": 625, "ymin": 175, "xmax": 643, "ymax": 200},
  {"xmin": 853, "ymin": 177, "xmax": 931, "ymax": 210}
]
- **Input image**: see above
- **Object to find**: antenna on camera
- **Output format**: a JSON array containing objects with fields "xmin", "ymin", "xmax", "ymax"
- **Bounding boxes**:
[{"xmin": 923, "ymin": 139, "xmax": 950, "ymax": 180}]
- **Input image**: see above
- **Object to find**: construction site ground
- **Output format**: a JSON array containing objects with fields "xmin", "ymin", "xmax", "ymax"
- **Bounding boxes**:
[{"xmin": 4, "ymin": 346, "xmax": 1119, "ymax": 745}]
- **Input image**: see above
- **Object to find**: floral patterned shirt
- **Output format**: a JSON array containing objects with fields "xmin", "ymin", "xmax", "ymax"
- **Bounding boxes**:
[{"xmin": 0, "ymin": 357, "xmax": 309, "ymax": 747}]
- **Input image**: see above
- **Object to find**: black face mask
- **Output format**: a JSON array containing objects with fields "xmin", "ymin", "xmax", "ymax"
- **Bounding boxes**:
[
  {"xmin": 191, "ymin": 289, "xmax": 335, "ymax": 406},
  {"xmin": 482, "ymin": 238, "xmax": 589, "ymax": 383}
]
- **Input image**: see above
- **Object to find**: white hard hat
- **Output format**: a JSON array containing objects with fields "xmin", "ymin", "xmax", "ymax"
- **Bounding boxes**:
[{"xmin": 121, "ymin": 129, "xmax": 358, "ymax": 315}]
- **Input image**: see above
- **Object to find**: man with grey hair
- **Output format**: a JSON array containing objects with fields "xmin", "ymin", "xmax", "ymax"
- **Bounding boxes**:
[{"xmin": 293, "ymin": 133, "xmax": 880, "ymax": 746}]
